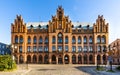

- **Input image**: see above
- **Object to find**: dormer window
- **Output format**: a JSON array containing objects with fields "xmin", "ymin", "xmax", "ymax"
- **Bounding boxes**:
[
  {"xmin": 38, "ymin": 24, "xmax": 41, "ymax": 28},
  {"xmin": 30, "ymin": 25, "xmax": 33, "ymax": 28},
  {"xmin": 87, "ymin": 25, "xmax": 89, "ymax": 28},
  {"xmin": 79, "ymin": 25, "xmax": 82, "ymax": 28}
]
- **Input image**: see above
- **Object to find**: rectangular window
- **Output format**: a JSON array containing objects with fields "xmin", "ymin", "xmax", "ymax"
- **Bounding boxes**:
[
  {"xmin": 83, "ymin": 46, "xmax": 87, "ymax": 52},
  {"xmin": 72, "ymin": 46, "xmax": 76, "ymax": 52},
  {"xmin": 44, "ymin": 46, "xmax": 48, "ymax": 52},
  {"xmin": 58, "ymin": 46, "xmax": 62, "ymax": 52},
  {"xmin": 97, "ymin": 46, "xmax": 101, "ymax": 52},
  {"xmin": 27, "ymin": 46, "xmax": 31, "ymax": 52},
  {"xmin": 38, "ymin": 46, "xmax": 43, "ymax": 52},
  {"xmin": 89, "ymin": 46, "xmax": 93, "ymax": 52},
  {"xmin": 52, "ymin": 46, "xmax": 56, "ymax": 52},
  {"xmin": 33, "ymin": 46, "xmax": 37, "ymax": 52},
  {"xmin": 65, "ymin": 45, "xmax": 68, "ymax": 52},
  {"xmin": 65, "ymin": 38, "xmax": 68, "ymax": 44},
  {"xmin": 19, "ymin": 46, "xmax": 22, "ymax": 53},
  {"xmin": 78, "ymin": 46, "xmax": 82, "ymax": 52}
]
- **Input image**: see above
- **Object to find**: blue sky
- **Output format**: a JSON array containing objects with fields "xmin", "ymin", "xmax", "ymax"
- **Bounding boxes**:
[{"xmin": 0, "ymin": 0, "xmax": 120, "ymax": 44}]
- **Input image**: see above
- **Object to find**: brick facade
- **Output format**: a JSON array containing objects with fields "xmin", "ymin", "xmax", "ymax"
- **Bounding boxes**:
[{"xmin": 11, "ymin": 6, "xmax": 109, "ymax": 64}]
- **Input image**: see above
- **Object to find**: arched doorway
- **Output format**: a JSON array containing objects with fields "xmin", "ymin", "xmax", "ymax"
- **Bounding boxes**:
[
  {"xmin": 44, "ymin": 55, "xmax": 49, "ymax": 64},
  {"xmin": 39, "ymin": 55, "xmax": 42, "ymax": 64},
  {"xmin": 89, "ymin": 55, "xmax": 93, "ymax": 64},
  {"xmin": 52, "ymin": 55, "xmax": 56, "ymax": 64},
  {"xmin": 64, "ymin": 55, "xmax": 69, "ymax": 64},
  {"xmin": 72, "ymin": 55, "xmax": 76, "ymax": 64},
  {"xmin": 19, "ymin": 55, "xmax": 23, "ymax": 64},
  {"xmin": 58, "ymin": 55, "xmax": 62, "ymax": 64},
  {"xmin": 78, "ymin": 55, "xmax": 82, "ymax": 64},
  {"xmin": 84, "ymin": 54, "xmax": 87, "ymax": 64},
  {"xmin": 33, "ymin": 55, "xmax": 37, "ymax": 63},
  {"xmin": 27, "ymin": 55, "xmax": 31, "ymax": 63},
  {"xmin": 97, "ymin": 55, "xmax": 101, "ymax": 64}
]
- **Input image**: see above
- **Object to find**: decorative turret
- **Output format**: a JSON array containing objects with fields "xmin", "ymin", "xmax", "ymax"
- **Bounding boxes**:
[
  {"xmin": 11, "ymin": 15, "xmax": 26, "ymax": 33},
  {"xmin": 93, "ymin": 15, "xmax": 109, "ymax": 33}
]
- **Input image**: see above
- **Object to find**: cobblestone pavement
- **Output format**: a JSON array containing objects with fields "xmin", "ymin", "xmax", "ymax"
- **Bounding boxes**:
[
  {"xmin": 0, "ymin": 64, "xmax": 120, "ymax": 75},
  {"xmin": 26, "ymin": 64, "xmax": 120, "ymax": 75}
]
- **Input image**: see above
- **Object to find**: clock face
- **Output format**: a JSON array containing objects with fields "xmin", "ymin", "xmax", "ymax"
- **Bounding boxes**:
[{"xmin": 58, "ymin": 33, "xmax": 62, "ymax": 37}]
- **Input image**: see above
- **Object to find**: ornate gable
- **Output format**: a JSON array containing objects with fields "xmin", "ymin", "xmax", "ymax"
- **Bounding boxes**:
[
  {"xmin": 11, "ymin": 15, "xmax": 26, "ymax": 33},
  {"xmin": 93, "ymin": 15, "xmax": 109, "ymax": 33},
  {"xmin": 48, "ymin": 6, "xmax": 72, "ymax": 33}
]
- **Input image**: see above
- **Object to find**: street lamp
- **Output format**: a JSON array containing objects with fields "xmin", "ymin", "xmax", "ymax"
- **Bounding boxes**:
[
  {"xmin": 108, "ymin": 45, "xmax": 115, "ymax": 71},
  {"xmin": 11, "ymin": 45, "xmax": 17, "ymax": 68}
]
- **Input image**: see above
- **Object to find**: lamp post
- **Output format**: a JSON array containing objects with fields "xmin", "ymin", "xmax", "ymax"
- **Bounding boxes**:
[
  {"xmin": 108, "ymin": 46, "xmax": 115, "ymax": 71},
  {"xmin": 11, "ymin": 45, "xmax": 17, "ymax": 68}
]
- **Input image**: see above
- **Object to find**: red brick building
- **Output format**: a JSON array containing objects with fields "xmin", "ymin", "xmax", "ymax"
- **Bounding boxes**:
[
  {"xmin": 11, "ymin": 6, "xmax": 109, "ymax": 64},
  {"xmin": 109, "ymin": 39, "xmax": 120, "ymax": 64}
]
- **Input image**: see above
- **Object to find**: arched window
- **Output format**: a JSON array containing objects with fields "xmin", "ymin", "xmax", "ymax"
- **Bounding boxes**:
[
  {"xmin": 103, "ymin": 55, "xmax": 106, "ymax": 61},
  {"xmin": 97, "ymin": 36, "xmax": 101, "ymax": 43},
  {"xmin": 78, "ymin": 36, "xmax": 81, "ymax": 44},
  {"xmin": 45, "ymin": 37, "xmax": 48, "ymax": 44},
  {"xmin": 65, "ymin": 36, "xmax": 68, "ymax": 44},
  {"xmin": 84, "ymin": 54, "xmax": 87, "ymax": 64},
  {"xmin": 28, "ymin": 36, "xmax": 31, "ymax": 44},
  {"xmin": 64, "ymin": 55, "xmax": 69, "ymax": 64},
  {"xmin": 19, "ymin": 55, "xmax": 23, "ymax": 63},
  {"xmin": 72, "ymin": 36, "xmax": 76, "ymax": 44},
  {"xmin": 97, "ymin": 55, "xmax": 100, "ymax": 61},
  {"xmin": 44, "ymin": 55, "xmax": 49, "ymax": 64},
  {"xmin": 89, "ymin": 36, "xmax": 93, "ymax": 44},
  {"xmin": 84, "ymin": 36, "xmax": 87, "ymax": 44},
  {"xmin": 52, "ymin": 36, "xmax": 56, "ymax": 44},
  {"xmin": 101, "ymin": 35, "xmax": 106, "ymax": 43},
  {"xmin": 39, "ymin": 36, "xmax": 42, "ymax": 44},
  {"xmin": 20, "ymin": 36, "xmax": 23, "ymax": 44},
  {"xmin": 89, "ymin": 55, "xmax": 93, "ymax": 61},
  {"xmin": 33, "ymin": 55, "xmax": 37, "ymax": 63},
  {"xmin": 33, "ymin": 36, "xmax": 37, "ymax": 44},
  {"xmin": 78, "ymin": 55, "xmax": 82, "ymax": 64},
  {"xmin": 72, "ymin": 55, "xmax": 76, "ymax": 64},
  {"xmin": 52, "ymin": 55, "xmax": 56, "ymax": 64},
  {"xmin": 27, "ymin": 55, "xmax": 31, "ymax": 63},
  {"xmin": 39, "ymin": 55, "xmax": 42, "ymax": 64},
  {"xmin": 15, "ymin": 35, "xmax": 18, "ymax": 43},
  {"xmin": 58, "ymin": 33, "xmax": 63, "ymax": 44}
]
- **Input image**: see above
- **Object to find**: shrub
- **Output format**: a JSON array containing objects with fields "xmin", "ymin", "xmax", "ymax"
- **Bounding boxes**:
[
  {"xmin": 0, "ymin": 55, "xmax": 17, "ymax": 71},
  {"xmin": 0, "ymin": 65, "xmax": 5, "ymax": 71},
  {"xmin": 116, "ymin": 66, "xmax": 120, "ymax": 70}
]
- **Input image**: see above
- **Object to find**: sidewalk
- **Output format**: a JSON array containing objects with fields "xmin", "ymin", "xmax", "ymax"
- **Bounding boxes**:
[{"xmin": 0, "ymin": 64, "xmax": 31, "ymax": 75}]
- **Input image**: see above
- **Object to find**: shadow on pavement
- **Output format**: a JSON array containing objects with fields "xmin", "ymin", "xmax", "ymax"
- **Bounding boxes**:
[
  {"xmin": 74, "ymin": 66, "xmax": 99, "ymax": 75},
  {"xmin": 35, "ymin": 69, "xmax": 57, "ymax": 71}
]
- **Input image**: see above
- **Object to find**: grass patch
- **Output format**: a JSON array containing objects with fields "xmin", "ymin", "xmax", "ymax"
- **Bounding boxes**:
[
  {"xmin": 107, "ymin": 70, "xmax": 115, "ymax": 72},
  {"xmin": 116, "ymin": 66, "xmax": 120, "ymax": 71},
  {"xmin": 96, "ymin": 65, "xmax": 105, "ymax": 71}
]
